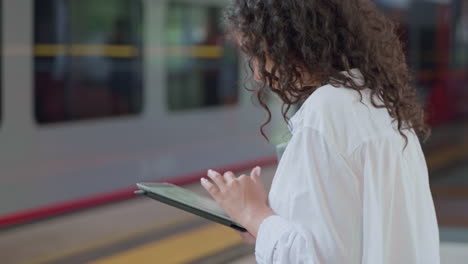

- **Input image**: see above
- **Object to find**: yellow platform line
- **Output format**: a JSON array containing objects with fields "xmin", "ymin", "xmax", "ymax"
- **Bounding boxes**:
[
  {"xmin": 19, "ymin": 216, "xmax": 197, "ymax": 264},
  {"xmin": 88, "ymin": 224, "xmax": 242, "ymax": 264}
]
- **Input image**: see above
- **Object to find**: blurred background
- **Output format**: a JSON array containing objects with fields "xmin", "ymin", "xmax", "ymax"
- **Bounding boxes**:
[{"xmin": 0, "ymin": 0, "xmax": 467, "ymax": 263}]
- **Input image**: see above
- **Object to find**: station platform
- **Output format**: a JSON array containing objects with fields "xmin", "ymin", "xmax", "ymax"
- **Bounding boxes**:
[{"xmin": 2, "ymin": 165, "xmax": 468, "ymax": 264}]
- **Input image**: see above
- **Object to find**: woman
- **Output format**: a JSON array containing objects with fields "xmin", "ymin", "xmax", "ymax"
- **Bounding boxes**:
[{"xmin": 200, "ymin": 0, "xmax": 440, "ymax": 263}]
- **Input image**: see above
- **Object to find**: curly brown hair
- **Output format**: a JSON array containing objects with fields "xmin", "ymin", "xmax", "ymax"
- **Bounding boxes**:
[{"xmin": 224, "ymin": 0, "xmax": 430, "ymax": 145}]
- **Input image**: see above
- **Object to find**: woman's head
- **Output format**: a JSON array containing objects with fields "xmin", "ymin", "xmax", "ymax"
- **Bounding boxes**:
[{"xmin": 224, "ymin": 0, "xmax": 430, "ymax": 143}]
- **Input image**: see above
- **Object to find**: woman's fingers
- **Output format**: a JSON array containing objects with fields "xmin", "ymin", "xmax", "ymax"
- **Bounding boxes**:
[
  {"xmin": 223, "ymin": 171, "xmax": 236, "ymax": 183},
  {"xmin": 200, "ymin": 177, "xmax": 221, "ymax": 201},
  {"xmin": 207, "ymin": 169, "xmax": 226, "ymax": 191},
  {"xmin": 250, "ymin": 166, "xmax": 262, "ymax": 182}
]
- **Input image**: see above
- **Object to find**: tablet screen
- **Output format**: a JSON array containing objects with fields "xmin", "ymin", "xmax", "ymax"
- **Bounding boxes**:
[{"xmin": 137, "ymin": 182, "xmax": 230, "ymax": 220}]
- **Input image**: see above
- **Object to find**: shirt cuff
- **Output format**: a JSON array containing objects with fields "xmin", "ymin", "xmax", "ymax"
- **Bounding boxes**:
[{"xmin": 255, "ymin": 215, "xmax": 291, "ymax": 263}]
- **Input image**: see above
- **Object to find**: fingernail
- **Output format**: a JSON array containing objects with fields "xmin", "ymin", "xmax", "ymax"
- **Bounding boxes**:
[
  {"xmin": 256, "ymin": 166, "xmax": 261, "ymax": 176},
  {"xmin": 208, "ymin": 170, "xmax": 215, "ymax": 177},
  {"xmin": 201, "ymin": 177, "xmax": 207, "ymax": 183}
]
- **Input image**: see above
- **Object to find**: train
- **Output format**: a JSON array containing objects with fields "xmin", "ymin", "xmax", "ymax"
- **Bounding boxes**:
[
  {"xmin": 0, "ymin": 0, "xmax": 467, "ymax": 228},
  {"xmin": 0, "ymin": 0, "xmax": 288, "ymax": 227}
]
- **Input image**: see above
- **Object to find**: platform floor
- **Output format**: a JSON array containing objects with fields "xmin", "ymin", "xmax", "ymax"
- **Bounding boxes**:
[{"xmin": 2, "ymin": 165, "xmax": 468, "ymax": 264}]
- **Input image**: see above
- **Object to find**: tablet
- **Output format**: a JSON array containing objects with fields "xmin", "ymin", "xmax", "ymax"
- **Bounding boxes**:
[{"xmin": 135, "ymin": 182, "xmax": 247, "ymax": 232}]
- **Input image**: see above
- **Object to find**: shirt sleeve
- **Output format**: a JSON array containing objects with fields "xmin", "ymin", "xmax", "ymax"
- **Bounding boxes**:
[{"xmin": 254, "ymin": 127, "xmax": 361, "ymax": 264}]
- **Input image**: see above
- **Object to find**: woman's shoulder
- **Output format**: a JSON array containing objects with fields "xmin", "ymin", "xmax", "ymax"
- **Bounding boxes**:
[
  {"xmin": 299, "ymin": 83, "xmax": 374, "ymax": 127},
  {"xmin": 297, "ymin": 83, "xmax": 397, "ymax": 156}
]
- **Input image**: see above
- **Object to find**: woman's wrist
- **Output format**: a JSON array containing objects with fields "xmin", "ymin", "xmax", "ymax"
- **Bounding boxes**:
[{"xmin": 243, "ymin": 206, "xmax": 275, "ymax": 238}]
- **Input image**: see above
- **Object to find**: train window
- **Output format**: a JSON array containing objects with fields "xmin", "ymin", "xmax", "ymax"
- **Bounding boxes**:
[
  {"xmin": 166, "ymin": 3, "xmax": 239, "ymax": 111},
  {"xmin": 34, "ymin": 0, "xmax": 143, "ymax": 124}
]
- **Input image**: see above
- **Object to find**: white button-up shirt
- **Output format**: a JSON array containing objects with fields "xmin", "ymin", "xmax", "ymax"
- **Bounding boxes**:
[{"xmin": 255, "ymin": 69, "xmax": 440, "ymax": 264}]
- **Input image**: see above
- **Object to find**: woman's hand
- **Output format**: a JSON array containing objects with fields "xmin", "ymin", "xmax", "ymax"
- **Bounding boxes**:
[
  {"xmin": 200, "ymin": 166, "xmax": 275, "ymax": 238},
  {"xmin": 237, "ymin": 230, "xmax": 256, "ymax": 245}
]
